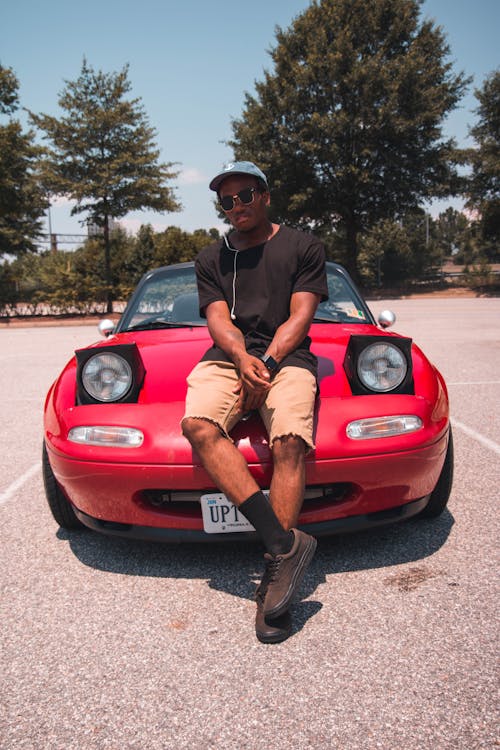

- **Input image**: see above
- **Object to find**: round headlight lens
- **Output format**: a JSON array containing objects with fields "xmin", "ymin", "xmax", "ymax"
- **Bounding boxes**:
[
  {"xmin": 357, "ymin": 343, "xmax": 408, "ymax": 392},
  {"xmin": 82, "ymin": 353, "xmax": 133, "ymax": 402}
]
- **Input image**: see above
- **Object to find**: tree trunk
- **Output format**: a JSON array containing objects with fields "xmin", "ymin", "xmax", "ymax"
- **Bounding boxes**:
[
  {"xmin": 345, "ymin": 216, "xmax": 359, "ymax": 283},
  {"xmin": 104, "ymin": 214, "xmax": 113, "ymax": 314}
]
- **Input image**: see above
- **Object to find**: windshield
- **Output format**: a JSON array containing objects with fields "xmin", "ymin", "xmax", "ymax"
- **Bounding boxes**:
[
  {"xmin": 119, "ymin": 267, "xmax": 204, "ymax": 332},
  {"xmin": 315, "ymin": 269, "xmax": 372, "ymax": 323},
  {"xmin": 118, "ymin": 262, "xmax": 373, "ymax": 332}
]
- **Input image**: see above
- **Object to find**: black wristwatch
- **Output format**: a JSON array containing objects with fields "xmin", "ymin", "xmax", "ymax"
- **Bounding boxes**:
[{"xmin": 260, "ymin": 353, "xmax": 279, "ymax": 374}]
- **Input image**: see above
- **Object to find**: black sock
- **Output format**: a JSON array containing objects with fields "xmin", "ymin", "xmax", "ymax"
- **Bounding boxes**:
[{"xmin": 238, "ymin": 491, "xmax": 294, "ymax": 556}]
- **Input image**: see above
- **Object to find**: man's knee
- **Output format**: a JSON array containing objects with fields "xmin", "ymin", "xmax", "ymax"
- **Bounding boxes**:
[
  {"xmin": 272, "ymin": 434, "xmax": 306, "ymax": 463},
  {"xmin": 182, "ymin": 417, "xmax": 220, "ymax": 446}
]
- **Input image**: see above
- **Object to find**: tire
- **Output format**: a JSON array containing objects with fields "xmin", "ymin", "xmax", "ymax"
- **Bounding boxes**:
[
  {"xmin": 419, "ymin": 427, "xmax": 454, "ymax": 519},
  {"xmin": 42, "ymin": 442, "xmax": 84, "ymax": 530}
]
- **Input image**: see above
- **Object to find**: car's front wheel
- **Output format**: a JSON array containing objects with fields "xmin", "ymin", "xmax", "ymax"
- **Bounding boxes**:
[
  {"xmin": 419, "ymin": 427, "xmax": 454, "ymax": 518},
  {"xmin": 42, "ymin": 443, "xmax": 84, "ymax": 530}
]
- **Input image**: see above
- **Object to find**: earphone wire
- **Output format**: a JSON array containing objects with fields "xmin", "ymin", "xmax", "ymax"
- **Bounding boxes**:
[{"xmin": 224, "ymin": 233, "xmax": 239, "ymax": 321}]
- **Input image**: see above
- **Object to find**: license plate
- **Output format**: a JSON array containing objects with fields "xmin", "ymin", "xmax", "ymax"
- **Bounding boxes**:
[{"xmin": 200, "ymin": 493, "xmax": 256, "ymax": 534}]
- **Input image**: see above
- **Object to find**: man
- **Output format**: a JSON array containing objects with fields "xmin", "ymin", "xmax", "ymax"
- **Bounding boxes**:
[{"xmin": 181, "ymin": 161, "xmax": 328, "ymax": 643}]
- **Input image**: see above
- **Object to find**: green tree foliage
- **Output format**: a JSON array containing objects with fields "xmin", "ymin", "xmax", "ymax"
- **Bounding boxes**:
[
  {"xmin": 2, "ymin": 225, "xmax": 221, "ymax": 317},
  {"xmin": 30, "ymin": 59, "xmax": 181, "ymax": 311},
  {"xmin": 465, "ymin": 69, "xmax": 500, "ymax": 246},
  {"xmin": 7, "ymin": 248, "xmax": 100, "ymax": 315},
  {"xmin": 0, "ymin": 261, "xmax": 18, "ymax": 311},
  {"xmin": 153, "ymin": 226, "xmax": 217, "ymax": 267},
  {"xmin": 358, "ymin": 206, "xmax": 459, "ymax": 286},
  {"xmin": 0, "ymin": 65, "xmax": 19, "ymax": 115},
  {"xmin": 228, "ymin": 0, "xmax": 469, "ymax": 278},
  {"xmin": 0, "ymin": 65, "xmax": 47, "ymax": 258},
  {"xmin": 358, "ymin": 219, "xmax": 411, "ymax": 286},
  {"xmin": 75, "ymin": 228, "xmax": 136, "ymax": 306},
  {"xmin": 116, "ymin": 225, "xmax": 220, "ymax": 298},
  {"xmin": 128, "ymin": 224, "xmax": 156, "ymax": 282},
  {"xmin": 433, "ymin": 207, "xmax": 469, "ymax": 259}
]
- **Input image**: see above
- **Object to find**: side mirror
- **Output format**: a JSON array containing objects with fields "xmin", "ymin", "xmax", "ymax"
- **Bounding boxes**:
[
  {"xmin": 98, "ymin": 319, "xmax": 115, "ymax": 338},
  {"xmin": 378, "ymin": 310, "xmax": 396, "ymax": 329}
]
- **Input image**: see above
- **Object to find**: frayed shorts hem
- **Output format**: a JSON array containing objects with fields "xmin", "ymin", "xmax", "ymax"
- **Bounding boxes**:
[{"xmin": 182, "ymin": 361, "xmax": 317, "ymax": 452}]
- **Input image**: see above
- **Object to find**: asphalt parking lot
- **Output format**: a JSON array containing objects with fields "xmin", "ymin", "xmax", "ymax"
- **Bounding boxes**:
[{"xmin": 1, "ymin": 297, "xmax": 499, "ymax": 750}]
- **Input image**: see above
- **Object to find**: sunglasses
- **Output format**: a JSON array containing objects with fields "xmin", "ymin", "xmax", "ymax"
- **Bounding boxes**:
[{"xmin": 219, "ymin": 187, "xmax": 258, "ymax": 212}]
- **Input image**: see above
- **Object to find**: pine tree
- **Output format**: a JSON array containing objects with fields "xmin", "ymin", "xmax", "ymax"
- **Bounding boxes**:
[
  {"xmin": 465, "ymin": 69, "xmax": 500, "ymax": 245},
  {"xmin": 0, "ymin": 65, "xmax": 47, "ymax": 258},
  {"xmin": 31, "ymin": 60, "xmax": 181, "ymax": 311},
  {"xmin": 228, "ymin": 0, "xmax": 469, "ymax": 278}
]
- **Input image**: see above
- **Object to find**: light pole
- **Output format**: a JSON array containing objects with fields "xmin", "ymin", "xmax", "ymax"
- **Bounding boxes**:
[{"xmin": 47, "ymin": 202, "xmax": 57, "ymax": 252}]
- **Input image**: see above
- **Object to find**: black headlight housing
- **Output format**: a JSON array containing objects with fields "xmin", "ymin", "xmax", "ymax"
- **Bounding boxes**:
[
  {"xmin": 75, "ymin": 343, "xmax": 146, "ymax": 405},
  {"xmin": 343, "ymin": 335, "xmax": 414, "ymax": 395}
]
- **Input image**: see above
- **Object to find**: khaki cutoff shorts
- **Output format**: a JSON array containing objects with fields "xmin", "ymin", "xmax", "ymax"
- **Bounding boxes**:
[{"xmin": 182, "ymin": 360, "xmax": 317, "ymax": 452}]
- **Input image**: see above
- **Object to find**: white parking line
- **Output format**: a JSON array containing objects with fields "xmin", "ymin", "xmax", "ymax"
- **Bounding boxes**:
[
  {"xmin": 0, "ymin": 462, "xmax": 41, "ymax": 507},
  {"xmin": 450, "ymin": 418, "xmax": 500, "ymax": 456},
  {"xmin": 448, "ymin": 381, "xmax": 500, "ymax": 386}
]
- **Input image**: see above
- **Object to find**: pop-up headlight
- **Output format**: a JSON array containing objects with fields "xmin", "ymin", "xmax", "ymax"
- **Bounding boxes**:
[
  {"xmin": 75, "ymin": 343, "xmax": 146, "ymax": 404},
  {"xmin": 344, "ymin": 335, "xmax": 413, "ymax": 395}
]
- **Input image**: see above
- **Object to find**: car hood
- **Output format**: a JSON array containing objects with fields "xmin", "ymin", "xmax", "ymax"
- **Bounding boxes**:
[
  {"xmin": 98, "ymin": 323, "xmax": 403, "ymax": 399},
  {"xmin": 45, "ymin": 324, "xmax": 448, "ymax": 465}
]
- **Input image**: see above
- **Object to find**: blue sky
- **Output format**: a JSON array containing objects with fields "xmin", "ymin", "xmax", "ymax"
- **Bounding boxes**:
[{"xmin": 1, "ymin": 0, "xmax": 499, "ymax": 246}]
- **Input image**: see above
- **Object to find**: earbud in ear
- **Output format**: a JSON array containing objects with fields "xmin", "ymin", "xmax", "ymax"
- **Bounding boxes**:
[{"xmin": 230, "ymin": 313, "xmax": 236, "ymax": 320}]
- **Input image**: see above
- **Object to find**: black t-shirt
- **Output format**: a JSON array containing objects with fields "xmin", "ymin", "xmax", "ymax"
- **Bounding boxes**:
[{"xmin": 194, "ymin": 225, "xmax": 329, "ymax": 376}]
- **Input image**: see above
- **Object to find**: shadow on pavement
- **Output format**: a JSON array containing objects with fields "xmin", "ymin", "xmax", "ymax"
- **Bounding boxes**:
[{"xmin": 57, "ymin": 509, "xmax": 454, "ymax": 637}]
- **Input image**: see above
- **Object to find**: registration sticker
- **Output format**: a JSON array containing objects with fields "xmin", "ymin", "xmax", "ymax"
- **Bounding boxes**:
[
  {"xmin": 200, "ymin": 493, "xmax": 256, "ymax": 534},
  {"xmin": 346, "ymin": 307, "xmax": 366, "ymax": 320}
]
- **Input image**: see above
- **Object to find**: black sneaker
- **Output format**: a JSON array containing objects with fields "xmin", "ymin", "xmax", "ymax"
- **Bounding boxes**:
[
  {"xmin": 262, "ymin": 528, "xmax": 317, "ymax": 618},
  {"xmin": 255, "ymin": 583, "xmax": 292, "ymax": 644}
]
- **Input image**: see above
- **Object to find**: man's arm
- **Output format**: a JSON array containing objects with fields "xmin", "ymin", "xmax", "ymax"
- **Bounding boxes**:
[
  {"xmin": 205, "ymin": 301, "xmax": 271, "ymax": 393},
  {"xmin": 205, "ymin": 291, "xmax": 321, "ymax": 410},
  {"xmin": 264, "ymin": 291, "xmax": 322, "ymax": 364}
]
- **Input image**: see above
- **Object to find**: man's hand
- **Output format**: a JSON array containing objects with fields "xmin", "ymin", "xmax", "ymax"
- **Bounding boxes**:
[
  {"xmin": 233, "ymin": 354, "xmax": 271, "ymax": 411},
  {"xmin": 233, "ymin": 380, "xmax": 269, "ymax": 412},
  {"xmin": 238, "ymin": 353, "xmax": 272, "ymax": 390},
  {"xmin": 204, "ymin": 302, "xmax": 277, "ymax": 411}
]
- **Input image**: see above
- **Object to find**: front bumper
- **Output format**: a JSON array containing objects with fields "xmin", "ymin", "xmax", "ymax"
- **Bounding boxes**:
[
  {"xmin": 74, "ymin": 496, "xmax": 430, "ymax": 543},
  {"xmin": 46, "ymin": 428, "xmax": 448, "ymax": 532}
]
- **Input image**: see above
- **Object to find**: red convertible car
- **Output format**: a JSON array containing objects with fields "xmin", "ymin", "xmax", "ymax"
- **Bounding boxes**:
[{"xmin": 43, "ymin": 261, "xmax": 453, "ymax": 542}]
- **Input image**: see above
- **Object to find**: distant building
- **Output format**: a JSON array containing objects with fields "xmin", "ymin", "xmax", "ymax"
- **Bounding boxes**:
[{"xmin": 87, "ymin": 218, "xmax": 119, "ymax": 237}]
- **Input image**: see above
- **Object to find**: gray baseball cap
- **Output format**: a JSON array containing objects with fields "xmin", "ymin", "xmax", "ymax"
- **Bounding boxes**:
[{"xmin": 209, "ymin": 161, "xmax": 269, "ymax": 192}]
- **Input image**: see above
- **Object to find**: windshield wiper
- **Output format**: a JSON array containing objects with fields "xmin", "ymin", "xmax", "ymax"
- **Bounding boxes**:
[
  {"xmin": 313, "ymin": 314, "xmax": 340, "ymax": 323},
  {"xmin": 125, "ymin": 320, "xmax": 205, "ymax": 332}
]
